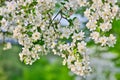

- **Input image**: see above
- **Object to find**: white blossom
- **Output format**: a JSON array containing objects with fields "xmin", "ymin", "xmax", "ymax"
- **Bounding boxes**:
[
  {"xmin": 90, "ymin": 31, "xmax": 100, "ymax": 43},
  {"xmin": 99, "ymin": 36, "xmax": 108, "ymax": 46},
  {"xmin": 72, "ymin": 31, "xmax": 85, "ymax": 41},
  {"xmin": 32, "ymin": 31, "xmax": 41, "ymax": 41},
  {"xmin": 77, "ymin": 41, "xmax": 87, "ymax": 54},
  {"xmin": 3, "ymin": 42, "xmax": 12, "ymax": 50},
  {"xmin": 107, "ymin": 34, "xmax": 116, "ymax": 47}
]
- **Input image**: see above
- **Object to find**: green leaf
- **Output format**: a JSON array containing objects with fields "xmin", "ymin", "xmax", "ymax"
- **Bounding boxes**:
[
  {"xmin": 73, "ymin": 48, "xmax": 77, "ymax": 54},
  {"xmin": 26, "ymin": 24, "xmax": 33, "ymax": 29},
  {"xmin": 0, "ymin": 15, "xmax": 3, "ymax": 20},
  {"xmin": 55, "ymin": 3, "xmax": 61, "ymax": 8},
  {"xmin": 26, "ymin": 31, "xmax": 33, "ymax": 37},
  {"xmin": 60, "ymin": 2, "xmax": 65, "ymax": 5},
  {"xmin": 64, "ymin": 0, "xmax": 69, "ymax": 2},
  {"xmin": 29, "ymin": 1, "xmax": 38, "ymax": 8},
  {"xmin": 33, "ymin": 40, "xmax": 45, "ymax": 46},
  {"xmin": 38, "ymin": 40, "xmax": 44, "ymax": 45}
]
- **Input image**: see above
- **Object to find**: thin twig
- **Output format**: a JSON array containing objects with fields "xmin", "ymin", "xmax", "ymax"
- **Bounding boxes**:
[
  {"xmin": 48, "ymin": 9, "xmax": 62, "ymax": 28},
  {"xmin": 52, "ymin": 10, "xmax": 62, "ymax": 21}
]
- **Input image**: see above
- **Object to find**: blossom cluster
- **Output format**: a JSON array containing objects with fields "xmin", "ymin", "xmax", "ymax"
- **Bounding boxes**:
[
  {"xmin": 0, "ymin": 0, "xmax": 119, "ymax": 76},
  {"xmin": 76, "ymin": 46, "xmax": 120, "ymax": 80},
  {"xmin": 84, "ymin": 0, "xmax": 118, "ymax": 47}
]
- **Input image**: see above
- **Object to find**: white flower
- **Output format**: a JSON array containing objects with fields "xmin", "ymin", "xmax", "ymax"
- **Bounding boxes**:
[
  {"xmin": 73, "ymin": 18, "xmax": 80, "ymax": 29},
  {"xmin": 64, "ymin": 0, "xmax": 78, "ymax": 10},
  {"xmin": 52, "ymin": 49, "xmax": 57, "ymax": 55},
  {"xmin": 6, "ymin": 1, "xmax": 17, "ymax": 12},
  {"xmin": 77, "ymin": 0, "xmax": 87, "ymax": 7},
  {"xmin": 77, "ymin": 41, "xmax": 87, "ymax": 54},
  {"xmin": 67, "ymin": 55, "xmax": 76, "ymax": 65},
  {"xmin": 60, "ymin": 27, "xmax": 73, "ymax": 39},
  {"xmin": 25, "ymin": 57, "xmax": 33, "ymax": 65},
  {"xmin": 31, "ymin": 52, "xmax": 40, "ymax": 61},
  {"xmin": 51, "ymin": 42, "xmax": 57, "ymax": 49},
  {"xmin": 100, "ymin": 22, "xmax": 112, "ymax": 32},
  {"xmin": 99, "ymin": 36, "xmax": 108, "ymax": 46},
  {"xmin": 58, "ymin": 43, "xmax": 70, "ymax": 52},
  {"xmin": 74, "ymin": 61, "xmax": 82, "ymax": 71},
  {"xmin": 32, "ymin": 31, "xmax": 41, "ymax": 41},
  {"xmin": 72, "ymin": 31, "xmax": 85, "ymax": 41},
  {"xmin": 107, "ymin": 34, "xmax": 116, "ymax": 47},
  {"xmin": 0, "ymin": 18, "xmax": 8, "ymax": 32},
  {"xmin": 86, "ymin": 20, "xmax": 97, "ymax": 31},
  {"xmin": 0, "ymin": 33, "xmax": 3, "ymax": 40},
  {"xmin": 1, "ymin": 18, "xmax": 7, "ymax": 26},
  {"xmin": 84, "ymin": 9, "xmax": 91, "ymax": 19},
  {"xmin": 111, "ymin": 5, "xmax": 119, "ymax": 17},
  {"xmin": 90, "ymin": 31, "xmax": 100, "ymax": 43},
  {"xmin": 13, "ymin": 25, "xmax": 25, "ymax": 38},
  {"xmin": 32, "ymin": 44, "xmax": 42, "ymax": 53},
  {"xmin": 63, "ymin": 59, "xmax": 67, "ymax": 65},
  {"xmin": 3, "ymin": 42, "xmax": 12, "ymax": 50}
]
